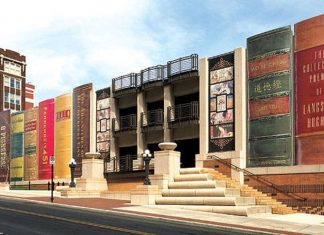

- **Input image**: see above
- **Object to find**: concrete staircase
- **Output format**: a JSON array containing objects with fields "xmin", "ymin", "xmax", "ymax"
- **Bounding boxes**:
[
  {"xmin": 155, "ymin": 168, "xmax": 272, "ymax": 216},
  {"xmin": 201, "ymin": 168, "xmax": 297, "ymax": 214}
]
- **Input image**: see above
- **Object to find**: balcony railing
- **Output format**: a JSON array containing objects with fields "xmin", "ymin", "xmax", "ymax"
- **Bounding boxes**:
[
  {"xmin": 141, "ymin": 109, "xmax": 164, "ymax": 128},
  {"xmin": 112, "ymin": 114, "xmax": 137, "ymax": 133},
  {"xmin": 112, "ymin": 73, "xmax": 138, "ymax": 93},
  {"xmin": 141, "ymin": 65, "xmax": 164, "ymax": 84},
  {"xmin": 167, "ymin": 54, "xmax": 198, "ymax": 77},
  {"xmin": 104, "ymin": 155, "xmax": 154, "ymax": 173},
  {"xmin": 167, "ymin": 101, "xmax": 199, "ymax": 124}
]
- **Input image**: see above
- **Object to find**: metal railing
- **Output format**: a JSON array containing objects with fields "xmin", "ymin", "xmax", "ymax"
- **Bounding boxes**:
[
  {"xmin": 167, "ymin": 54, "xmax": 198, "ymax": 77},
  {"xmin": 167, "ymin": 101, "xmax": 199, "ymax": 122},
  {"xmin": 141, "ymin": 109, "xmax": 164, "ymax": 127},
  {"xmin": 112, "ymin": 73, "xmax": 138, "ymax": 92},
  {"xmin": 112, "ymin": 114, "xmax": 137, "ymax": 132},
  {"xmin": 141, "ymin": 65, "xmax": 164, "ymax": 84},
  {"xmin": 104, "ymin": 155, "xmax": 154, "ymax": 173},
  {"xmin": 208, "ymin": 155, "xmax": 306, "ymax": 201}
]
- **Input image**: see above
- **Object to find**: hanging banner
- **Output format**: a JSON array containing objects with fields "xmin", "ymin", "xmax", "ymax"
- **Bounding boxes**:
[
  {"xmin": 38, "ymin": 99, "xmax": 55, "ymax": 180},
  {"xmin": 55, "ymin": 93, "xmax": 72, "ymax": 179},
  {"xmin": 10, "ymin": 112, "xmax": 24, "ymax": 181},
  {"xmin": 0, "ymin": 110, "xmax": 10, "ymax": 182},
  {"xmin": 208, "ymin": 52, "xmax": 235, "ymax": 152},
  {"xmin": 295, "ymin": 14, "xmax": 324, "ymax": 164},
  {"xmin": 247, "ymin": 26, "xmax": 293, "ymax": 167},
  {"xmin": 24, "ymin": 107, "xmax": 38, "ymax": 181},
  {"xmin": 73, "ymin": 83, "xmax": 92, "ymax": 178},
  {"xmin": 96, "ymin": 87, "xmax": 110, "ymax": 155}
]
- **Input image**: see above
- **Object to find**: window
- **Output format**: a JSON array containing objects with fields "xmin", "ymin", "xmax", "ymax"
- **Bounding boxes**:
[
  {"xmin": 4, "ymin": 61, "xmax": 22, "ymax": 76},
  {"xmin": 10, "ymin": 78, "xmax": 15, "ymax": 88},
  {"xmin": 15, "ymin": 95, "xmax": 21, "ymax": 105},
  {"xmin": 16, "ymin": 80, "xmax": 21, "ymax": 89},
  {"xmin": 9, "ymin": 93, "xmax": 14, "ymax": 104},
  {"xmin": 4, "ymin": 76, "xmax": 10, "ymax": 87},
  {"xmin": 4, "ymin": 92, "xmax": 9, "ymax": 102}
]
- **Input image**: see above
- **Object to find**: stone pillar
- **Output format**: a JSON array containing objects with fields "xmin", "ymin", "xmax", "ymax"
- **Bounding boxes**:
[
  {"xmin": 232, "ymin": 47, "xmax": 246, "ymax": 184},
  {"xmin": 150, "ymin": 142, "xmax": 180, "ymax": 189},
  {"xmin": 163, "ymin": 85, "xmax": 174, "ymax": 142},
  {"xmin": 76, "ymin": 152, "xmax": 108, "ymax": 191},
  {"xmin": 137, "ymin": 91, "xmax": 146, "ymax": 169},
  {"xmin": 110, "ymin": 97, "xmax": 119, "ymax": 158},
  {"xmin": 89, "ymin": 89, "xmax": 96, "ymax": 153},
  {"xmin": 196, "ymin": 57, "xmax": 209, "ymax": 168}
]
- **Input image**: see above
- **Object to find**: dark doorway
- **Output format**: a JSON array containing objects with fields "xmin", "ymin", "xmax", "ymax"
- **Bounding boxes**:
[
  {"xmin": 119, "ymin": 146, "xmax": 137, "ymax": 172},
  {"xmin": 175, "ymin": 138, "xmax": 199, "ymax": 168}
]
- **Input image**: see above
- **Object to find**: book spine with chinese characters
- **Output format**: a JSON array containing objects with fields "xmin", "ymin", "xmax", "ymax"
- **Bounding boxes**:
[{"xmin": 247, "ymin": 26, "xmax": 294, "ymax": 167}]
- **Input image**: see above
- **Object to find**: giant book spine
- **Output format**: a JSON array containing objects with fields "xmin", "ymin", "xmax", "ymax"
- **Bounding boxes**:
[
  {"xmin": 73, "ymin": 83, "xmax": 92, "ymax": 178},
  {"xmin": 10, "ymin": 112, "xmax": 24, "ymax": 181},
  {"xmin": 24, "ymin": 107, "xmax": 38, "ymax": 181},
  {"xmin": 55, "ymin": 93, "xmax": 72, "ymax": 179},
  {"xmin": 208, "ymin": 52, "xmax": 235, "ymax": 152},
  {"xmin": 96, "ymin": 88, "xmax": 110, "ymax": 155},
  {"xmin": 295, "ymin": 14, "xmax": 324, "ymax": 164},
  {"xmin": 247, "ymin": 26, "xmax": 294, "ymax": 167},
  {"xmin": 0, "ymin": 110, "xmax": 10, "ymax": 182},
  {"xmin": 38, "ymin": 99, "xmax": 54, "ymax": 180}
]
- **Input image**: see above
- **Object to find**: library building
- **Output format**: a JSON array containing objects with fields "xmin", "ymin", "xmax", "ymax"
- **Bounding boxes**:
[{"xmin": 1, "ymin": 14, "xmax": 324, "ymax": 216}]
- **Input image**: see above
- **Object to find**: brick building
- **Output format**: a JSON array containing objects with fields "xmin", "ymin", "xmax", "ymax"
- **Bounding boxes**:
[
  {"xmin": 25, "ymin": 83, "xmax": 35, "ymax": 109},
  {"xmin": 0, "ymin": 48, "xmax": 26, "ymax": 112}
]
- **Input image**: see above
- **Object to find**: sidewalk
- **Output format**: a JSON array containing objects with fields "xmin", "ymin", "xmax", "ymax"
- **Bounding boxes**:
[{"xmin": 1, "ymin": 190, "xmax": 324, "ymax": 235}]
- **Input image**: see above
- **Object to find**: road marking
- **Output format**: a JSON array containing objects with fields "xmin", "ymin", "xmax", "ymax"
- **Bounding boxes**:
[{"xmin": 0, "ymin": 206, "xmax": 154, "ymax": 235}]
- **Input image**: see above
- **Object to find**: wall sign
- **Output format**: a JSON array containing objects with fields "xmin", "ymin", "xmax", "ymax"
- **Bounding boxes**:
[{"xmin": 208, "ymin": 52, "xmax": 235, "ymax": 152}]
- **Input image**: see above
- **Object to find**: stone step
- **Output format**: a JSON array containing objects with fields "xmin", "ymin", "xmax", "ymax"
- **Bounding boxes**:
[
  {"xmin": 162, "ymin": 188, "xmax": 240, "ymax": 197},
  {"xmin": 155, "ymin": 196, "xmax": 256, "ymax": 206},
  {"xmin": 179, "ymin": 168, "xmax": 203, "ymax": 175},
  {"xmin": 174, "ymin": 174, "xmax": 214, "ymax": 182},
  {"xmin": 168, "ymin": 180, "xmax": 226, "ymax": 189},
  {"xmin": 158, "ymin": 205, "xmax": 272, "ymax": 216}
]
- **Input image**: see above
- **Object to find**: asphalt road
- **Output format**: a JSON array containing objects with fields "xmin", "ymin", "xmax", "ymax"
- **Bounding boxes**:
[{"xmin": 0, "ymin": 197, "xmax": 271, "ymax": 235}]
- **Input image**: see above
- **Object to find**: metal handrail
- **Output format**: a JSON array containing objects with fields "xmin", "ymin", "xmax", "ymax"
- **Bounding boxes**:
[
  {"xmin": 112, "ymin": 73, "xmax": 137, "ymax": 92},
  {"xmin": 167, "ymin": 54, "xmax": 198, "ymax": 77},
  {"xmin": 112, "ymin": 114, "xmax": 137, "ymax": 132},
  {"xmin": 141, "ymin": 109, "xmax": 164, "ymax": 127},
  {"xmin": 104, "ymin": 155, "xmax": 154, "ymax": 173},
  {"xmin": 208, "ymin": 155, "xmax": 306, "ymax": 201},
  {"xmin": 167, "ymin": 101, "xmax": 199, "ymax": 122},
  {"xmin": 141, "ymin": 65, "xmax": 164, "ymax": 84}
]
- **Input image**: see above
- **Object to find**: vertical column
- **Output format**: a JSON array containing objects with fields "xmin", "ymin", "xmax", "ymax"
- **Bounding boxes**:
[
  {"xmin": 163, "ymin": 85, "xmax": 174, "ymax": 142},
  {"xmin": 137, "ymin": 91, "xmax": 146, "ymax": 156},
  {"xmin": 89, "ymin": 89, "xmax": 96, "ymax": 153},
  {"xmin": 232, "ymin": 47, "xmax": 246, "ymax": 184},
  {"xmin": 110, "ymin": 97, "xmax": 119, "ymax": 158},
  {"xmin": 197, "ymin": 58, "xmax": 209, "ymax": 167}
]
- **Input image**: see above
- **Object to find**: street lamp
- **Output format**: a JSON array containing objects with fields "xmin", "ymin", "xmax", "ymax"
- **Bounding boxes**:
[
  {"xmin": 69, "ymin": 158, "xmax": 76, "ymax": 188},
  {"xmin": 49, "ymin": 155, "xmax": 55, "ymax": 203},
  {"xmin": 142, "ymin": 149, "xmax": 152, "ymax": 185}
]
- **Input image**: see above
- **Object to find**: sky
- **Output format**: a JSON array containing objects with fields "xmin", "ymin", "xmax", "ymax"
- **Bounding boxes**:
[{"xmin": 1, "ymin": 0, "xmax": 324, "ymax": 103}]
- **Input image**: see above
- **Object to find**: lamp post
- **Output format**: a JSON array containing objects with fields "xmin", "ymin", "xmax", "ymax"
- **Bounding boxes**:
[
  {"xmin": 49, "ymin": 155, "xmax": 55, "ymax": 203},
  {"xmin": 69, "ymin": 158, "xmax": 76, "ymax": 188},
  {"xmin": 142, "ymin": 149, "xmax": 152, "ymax": 185}
]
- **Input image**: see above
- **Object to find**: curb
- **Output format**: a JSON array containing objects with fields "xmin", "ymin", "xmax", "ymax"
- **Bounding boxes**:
[{"xmin": 0, "ymin": 195, "xmax": 304, "ymax": 235}]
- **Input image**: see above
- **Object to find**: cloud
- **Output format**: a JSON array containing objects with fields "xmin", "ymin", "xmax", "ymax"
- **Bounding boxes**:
[{"xmin": 0, "ymin": 0, "xmax": 174, "ymax": 102}]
